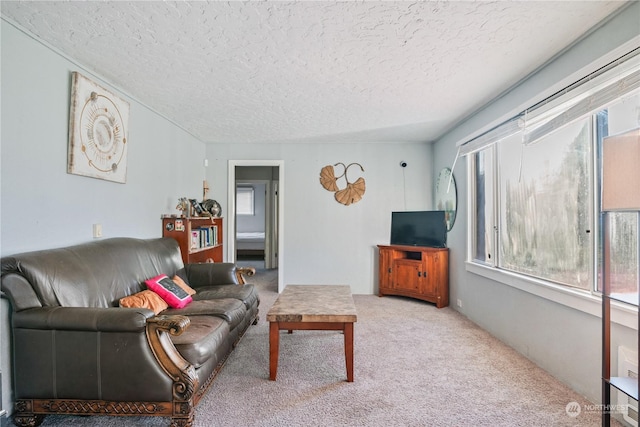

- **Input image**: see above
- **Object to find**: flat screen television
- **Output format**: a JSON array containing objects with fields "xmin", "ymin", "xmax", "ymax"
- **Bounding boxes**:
[{"xmin": 390, "ymin": 210, "xmax": 447, "ymax": 248}]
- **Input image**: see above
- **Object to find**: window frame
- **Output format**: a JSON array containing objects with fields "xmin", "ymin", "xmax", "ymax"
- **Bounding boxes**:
[
  {"xmin": 464, "ymin": 50, "xmax": 640, "ymax": 329},
  {"xmin": 468, "ymin": 144, "xmax": 498, "ymax": 268}
]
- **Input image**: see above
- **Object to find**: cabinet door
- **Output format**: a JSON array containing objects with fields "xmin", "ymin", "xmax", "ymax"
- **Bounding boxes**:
[
  {"xmin": 394, "ymin": 259, "xmax": 421, "ymax": 292},
  {"xmin": 420, "ymin": 254, "xmax": 437, "ymax": 295},
  {"xmin": 421, "ymin": 250, "xmax": 449, "ymax": 307},
  {"xmin": 379, "ymin": 249, "xmax": 394, "ymax": 290}
]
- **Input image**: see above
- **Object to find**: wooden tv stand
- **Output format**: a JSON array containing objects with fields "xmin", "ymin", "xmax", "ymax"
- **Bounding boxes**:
[{"xmin": 377, "ymin": 244, "xmax": 449, "ymax": 308}]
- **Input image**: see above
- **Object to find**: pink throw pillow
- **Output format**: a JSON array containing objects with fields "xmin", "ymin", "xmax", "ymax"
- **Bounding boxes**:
[{"xmin": 145, "ymin": 274, "xmax": 193, "ymax": 309}]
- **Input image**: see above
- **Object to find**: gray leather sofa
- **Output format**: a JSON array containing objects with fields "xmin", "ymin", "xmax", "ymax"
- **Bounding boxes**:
[{"xmin": 0, "ymin": 237, "xmax": 260, "ymax": 427}]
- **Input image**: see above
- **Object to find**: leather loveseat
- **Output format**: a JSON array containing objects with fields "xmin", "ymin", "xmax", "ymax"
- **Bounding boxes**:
[{"xmin": 0, "ymin": 237, "xmax": 260, "ymax": 427}]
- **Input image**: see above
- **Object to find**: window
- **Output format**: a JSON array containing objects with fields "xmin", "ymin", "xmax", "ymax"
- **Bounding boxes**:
[
  {"xmin": 497, "ymin": 118, "xmax": 593, "ymax": 290},
  {"xmin": 236, "ymin": 186, "xmax": 255, "ymax": 216},
  {"xmin": 471, "ymin": 147, "xmax": 495, "ymax": 265},
  {"xmin": 467, "ymin": 51, "xmax": 640, "ymax": 294}
]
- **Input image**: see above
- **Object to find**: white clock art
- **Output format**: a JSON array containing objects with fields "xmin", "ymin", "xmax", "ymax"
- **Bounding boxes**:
[
  {"xmin": 68, "ymin": 72, "xmax": 130, "ymax": 183},
  {"xmin": 435, "ymin": 167, "xmax": 457, "ymax": 231}
]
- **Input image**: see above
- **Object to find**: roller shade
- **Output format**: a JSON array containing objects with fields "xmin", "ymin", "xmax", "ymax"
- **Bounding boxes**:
[
  {"xmin": 458, "ymin": 115, "xmax": 523, "ymax": 156},
  {"xmin": 524, "ymin": 68, "xmax": 640, "ymax": 145},
  {"xmin": 457, "ymin": 48, "xmax": 640, "ymax": 156}
]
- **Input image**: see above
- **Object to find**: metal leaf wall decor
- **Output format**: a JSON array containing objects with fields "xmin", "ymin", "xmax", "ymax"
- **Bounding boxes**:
[
  {"xmin": 320, "ymin": 165, "xmax": 340, "ymax": 192},
  {"xmin": 319, "ymin": 162, "xmax": 366, "ymax": 206}
]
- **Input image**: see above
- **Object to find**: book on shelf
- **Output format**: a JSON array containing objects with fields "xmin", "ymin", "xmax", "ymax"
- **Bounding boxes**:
[
  {"xmin": 190, "ymin": 231, "xmax": 200, "ymax": 250},
  {"xmin": 191, "ymin": 225, "xmax": 218, "ymax": 249}
]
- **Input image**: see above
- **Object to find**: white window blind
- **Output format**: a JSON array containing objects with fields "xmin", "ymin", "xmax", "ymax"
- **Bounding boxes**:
[
  {"xmin": 524, "ymin": 68, "xmax": 640, "ymax": 145},
  {"xmin": 457, "ymin": 48, "xmax": 640, "ymax": 156},
  {"xmin": 458, "ymin": 116, "xmax": 523, "ymax": 156},
  {"xmin": 236, "ymin": 186, "xmax": 255, "ymax": 215}
]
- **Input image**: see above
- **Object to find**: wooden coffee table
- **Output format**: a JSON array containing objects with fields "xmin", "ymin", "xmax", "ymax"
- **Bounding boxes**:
[{"xmin": 266, "ymin": 285, "xmax": 357, "ymax": 382}]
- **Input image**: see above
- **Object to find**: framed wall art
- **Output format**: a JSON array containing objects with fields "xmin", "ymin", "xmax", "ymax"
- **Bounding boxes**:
[{"xmin": 67, "ymin": 72, "xmax": 130, "ymax": 183}]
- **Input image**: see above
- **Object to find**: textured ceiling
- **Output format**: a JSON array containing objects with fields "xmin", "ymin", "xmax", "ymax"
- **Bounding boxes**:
[{"xmin": 1, "ymin": 1, "xmax": 628, "ymax": 144}]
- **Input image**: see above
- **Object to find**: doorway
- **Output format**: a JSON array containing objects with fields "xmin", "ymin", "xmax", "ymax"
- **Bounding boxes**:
[
  {"xmin": 235, "ymin": 179, "xmax": 275, "ymax": 269},
  {"xmin": 227, "ymin": 160, "xmax": 284, "ymax": 292}
]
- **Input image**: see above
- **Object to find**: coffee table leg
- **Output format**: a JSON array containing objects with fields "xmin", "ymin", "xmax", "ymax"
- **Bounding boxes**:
[
  {"xmin": 269, "ymin": 321, "xmax": 279, "ymax": 380},
  {"xmin": 344, "ymin": 322, "xmax": 354, "ymax": 382}
]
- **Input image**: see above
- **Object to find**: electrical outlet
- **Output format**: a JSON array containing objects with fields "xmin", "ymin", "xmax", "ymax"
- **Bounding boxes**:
[
  {"xmin": 456, "ymin": 299, "xmax": 462, "ymax": 308},
  {"xmin": 93, "ymin": 224, "xmax": 102, "ymax": 238}
]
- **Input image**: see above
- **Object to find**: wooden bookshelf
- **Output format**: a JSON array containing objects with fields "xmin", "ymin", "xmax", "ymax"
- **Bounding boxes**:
[{"xmin": 162, "ymin": 216, "xmax": 223, "ymax": 264}]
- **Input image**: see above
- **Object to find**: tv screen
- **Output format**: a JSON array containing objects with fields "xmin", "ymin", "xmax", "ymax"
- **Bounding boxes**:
[{"xmin": 390, "ymin": 211, "xmax": 447, "ymax": 248}]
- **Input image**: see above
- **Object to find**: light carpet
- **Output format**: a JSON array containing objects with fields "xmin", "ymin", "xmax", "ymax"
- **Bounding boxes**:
[{"xmin": 31, "ymin": 267, "xmax": 615, "ymax": 427}]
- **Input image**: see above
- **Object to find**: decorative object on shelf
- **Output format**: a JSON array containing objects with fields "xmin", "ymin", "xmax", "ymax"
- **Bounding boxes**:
[
  {"xmin": 202, "ymin": 199, "xmax": 222, "ymax": 217},
  {"xmin": 319, "ymin": 162, "xmax": 366, "ymax": 206},
  {"xmin": 67, "ymin": 72, "xmax": 130, "ymax": 183},
  {"xmin": 176, "ymin": 198, "xmax": 190, "ymax": 217},
  {"xmin": 175, "ymin": 197, "xmax": 220, "ymax": 218},
  {"xmin": 435, "ymin": 167, "xmax": 457, "ymax": 231},
  {"xmin": 203, "ymin": 180, "xmax": 210, "ymax": 200},
  {"xmin": 189, "ymin": 199, "xmax": 205, "ymax": 216},
  {"xmin": 600, "ymin": 127, "xmax": 640, "ymax": 427}
]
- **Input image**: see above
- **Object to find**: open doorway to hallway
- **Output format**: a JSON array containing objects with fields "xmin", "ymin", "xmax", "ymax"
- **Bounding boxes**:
[
  {"xmin": 227, "ymin": 161, "xmax": 284, "ymax": 293},
  {"xmin": 235, "ymin": 178, "xmax": 272, "ymax": 270}
]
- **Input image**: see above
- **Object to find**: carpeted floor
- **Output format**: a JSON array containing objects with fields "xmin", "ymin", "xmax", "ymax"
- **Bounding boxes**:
[{"xmin": 30, "ymin": 266, "xmax": 619, "ymax": 427}]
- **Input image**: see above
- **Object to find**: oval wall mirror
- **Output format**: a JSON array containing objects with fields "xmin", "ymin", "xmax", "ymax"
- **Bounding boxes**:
[{"xmin": 435, "ymin": 167, "xmax": 457, "ymax": 231}]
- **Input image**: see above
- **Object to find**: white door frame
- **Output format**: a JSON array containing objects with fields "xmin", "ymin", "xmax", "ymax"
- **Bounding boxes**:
[{"xmin": 228, "ymin": 160, "xmax": 284, "ymax": 292}]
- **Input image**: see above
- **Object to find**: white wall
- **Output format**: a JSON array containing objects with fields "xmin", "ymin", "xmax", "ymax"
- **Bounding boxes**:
[
  {"xmin": 0, "ymin": 20, "xmax": 207, "ymax": 415},
  {"xmin": 432, "ymin": 2, "xmax": 640, "ymax": 404},
  {"xmin": 1, "ymin": 21, "xmax": 207, "ymax": 255},
  {"xmin": 206, "ymin": 142, "xmax": 433, "ymax": 295}
]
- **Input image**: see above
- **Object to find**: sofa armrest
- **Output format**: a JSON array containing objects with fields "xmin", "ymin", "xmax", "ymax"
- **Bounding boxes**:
[
  {"xmin": 1, "ymin": 272, "xmax": 43, "ymax": 311},
  {"xmin": 236, "ymin": 267, "xmax": 256, "ymax": 285},
  {"xmin": 13, "ymin": 306, "xmax": 154, "ymax": 332},
  {"xmin": 146, "ymin": 315, "xmax": 198, "ymax": 402}
]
